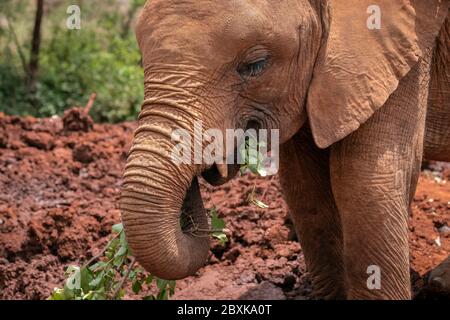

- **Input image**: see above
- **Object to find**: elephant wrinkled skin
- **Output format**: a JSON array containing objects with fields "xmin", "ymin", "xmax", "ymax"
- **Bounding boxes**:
[{"xmin": 120, "ymin": 0, "xmax": 450, "ymax": 299}]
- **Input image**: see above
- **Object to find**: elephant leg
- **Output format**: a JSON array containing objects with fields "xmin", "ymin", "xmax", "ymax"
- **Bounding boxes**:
[
  {"xmin": 424, "ymin": 15, "xmax": 450, "ymax": 162},
  {"xmin": 329, "ymin": 56, "xmax": 431, "ymax": 299},
  {"xmin": 279, "ymin": 126, "xmax": 345, "ymax": 299}
]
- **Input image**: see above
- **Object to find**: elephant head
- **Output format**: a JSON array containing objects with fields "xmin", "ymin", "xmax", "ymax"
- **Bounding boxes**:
[{"xmin": 120, "ymin": 0, "xmax": 448, "ymax": 280}]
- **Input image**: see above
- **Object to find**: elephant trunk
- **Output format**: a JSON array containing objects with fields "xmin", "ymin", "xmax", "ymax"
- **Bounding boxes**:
[{"xmin": 120, "ymin": 103, "xmax": 210, "ymax": 280}]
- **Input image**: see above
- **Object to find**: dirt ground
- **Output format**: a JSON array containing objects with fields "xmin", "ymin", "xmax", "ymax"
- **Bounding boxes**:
[{"xmin": 0, "ymin": 111, "xmax": 449, "ymax": 300}]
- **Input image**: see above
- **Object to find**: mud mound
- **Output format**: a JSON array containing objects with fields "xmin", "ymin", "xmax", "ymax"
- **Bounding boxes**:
[
  {"xmin": 62, "ymin": 108, "xmax": 94, "ymax": 133},
  {"xmin": 0, "ymin": 112, "xmax": 448, "ymax": 300}
]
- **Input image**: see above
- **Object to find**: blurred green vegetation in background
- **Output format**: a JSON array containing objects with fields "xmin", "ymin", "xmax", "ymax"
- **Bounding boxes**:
[{"xmin": 0, "ymin": 0, "xmax": 146, "ymax": 122}]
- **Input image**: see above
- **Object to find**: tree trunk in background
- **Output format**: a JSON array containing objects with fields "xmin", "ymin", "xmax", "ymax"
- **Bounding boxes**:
[
  {"xmin": 121, "ymin": 4, "xmax": 139, "ymax": 39},
  {"xmin": 27, "ymin": 0, "xmax": 44, "ymax": 95}
]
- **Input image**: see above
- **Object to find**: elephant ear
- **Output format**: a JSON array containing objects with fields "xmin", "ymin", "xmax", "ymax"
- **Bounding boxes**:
[{"xmin": 307, "ymin": 0, "xmax": 449, "ymax": 148}]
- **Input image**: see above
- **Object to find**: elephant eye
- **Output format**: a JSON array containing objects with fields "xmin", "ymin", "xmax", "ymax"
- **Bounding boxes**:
[{"xmin": 237, "ymin": 58, "xmax": 269, "ymax": 79}]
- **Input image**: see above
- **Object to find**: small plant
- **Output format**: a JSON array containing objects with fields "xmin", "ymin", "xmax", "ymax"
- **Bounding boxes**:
[
  {"xmin": 239, "ymin": 136, "xmax": 268, "ymax": 177},
  {"xmin": 49, "ymin": 223, "xmax": 175, "ymax": 300},
  {"xmin": 49, "ymin": 210, "xmax": 228, "ymax": 300}
]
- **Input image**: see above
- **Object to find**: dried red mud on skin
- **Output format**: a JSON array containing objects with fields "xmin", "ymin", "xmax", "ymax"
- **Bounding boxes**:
[{"xmin": 0, "ymin": 113, "xmax": 449, "ymax": 300}]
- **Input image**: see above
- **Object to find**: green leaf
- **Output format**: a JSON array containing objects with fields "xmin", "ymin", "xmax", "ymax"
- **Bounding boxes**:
[
  {"xmin": 119, "ymin": 231, "xmax": 128, "ymax": 248},
  {"xmin": 65, "ymin": 265, "xmax": 80, "ymax": 276},
  {"xmin": 239, "ymin": 146, "xmax": 248, "ymax": 164},
  {"xmin": 92, "ymin": 287, "xmax": 107, "ymax": 300},
  {"xmin": 113, "ymin": 255, "xmax": 125, "ymax": 268},
  {"xmin": 135, "ymin": 267, "xmax": 145, "ymax": 273},
  {"xmin": 89, "ymin": 271, "xmax": 105, "ymax": 288},
  {"xmin": 247, "ymin": 163, "xmax": 259, "ymax": 174},
  {"xmin": 211, "ymin": 208, "xmax": 225, "ymax": 230},
  {"xmin": 157, "ymin": 289, "xmax": 168, "ymax": 300},
  {"xmin": 62, "ymin": 283, "xmax": 75, "ymax": 300},
  {"xmin": 168, "ymin": 280, "xmax": 176, "ymax": 296},
  {"xmin": 132, "ymin": 280, "xmax": 143, "ymax": 294},
  {"xmin": 156, "ymin": 278, "xmax": 168, "ymax": 290},
  {"xmin": 128, "ymin": 270, "xmax": 137, "ymax": 280},
  {"xmin": 82, "ymin": 291, "xmax": 95, "ymax": 300},
  {"xmin": 257, "ymin": 167, "xmax": 268, "ymax": 177},
  {"xmin": 65, "ymin": 266, "xmax": 81, "ymax": 291},
  {"xmin": 48, "ymin": 288, "xmax": 66, "ymax": 300},
  {"xmin": 211, "ymin": 208, "xmax": 228, "ymax": 246},
  {"xmin": 89, "ymin": 261, "xmax": 108, "ymax": 271},
  {"xmin": 80, "ymin": 267, "xmax": 93, "ymax": 292},
  {"xmin": 258, "ymin": 141, "xmax": 267, "ymax": 148},
  {"xmin": 247, "ymin": 149, "xmax": 259, "ymax": 164},
  {"xmin": 247, "ymin": 136, "xmax": 257, "ymax": 148},
  {"xmin": 115, "ymin": 244, "xmax": 127, "ymax": 258},
  {"xmin": 145, "ymin": 274, "xmax": 154, "ymax": 285},
  {"xmin": 213, "ymin": 232, "xmax": 228, "ymax": 246},
  {"xmin": 112, "ymin": 223, "xmax": 123, "ymax": 234},
  {"xmin": 115, "ymin": 289, "xmax": 126, "ymax": 300},
  {"xmin": 114, "ymin": 246, "xmax": 127, "ymax": 258}
]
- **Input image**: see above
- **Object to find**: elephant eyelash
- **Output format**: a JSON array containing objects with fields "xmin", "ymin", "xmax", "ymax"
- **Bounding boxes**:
[{"xmin": 237, "ymin": 58, "xmax": 269, "ymax": 79}]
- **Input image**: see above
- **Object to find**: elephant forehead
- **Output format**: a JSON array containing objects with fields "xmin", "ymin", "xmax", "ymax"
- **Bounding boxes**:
[
  {"xmin": 143, "ymin": 0, "xmax": 270, "ymax": 23},
  {"xmin": 137, "ymin": 0, "xmax": 282, "ymax": 54}
]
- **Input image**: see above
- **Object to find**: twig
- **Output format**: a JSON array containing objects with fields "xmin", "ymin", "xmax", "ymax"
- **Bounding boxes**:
[
  {"xmin": 82, "ymin": 232, "xmax": 120, "ymax": 269},
  {"xmin": 84, "ymin": 93, "xmax": 97, "ymax": 115},
  {"xmin": 183, "ymin": 211, "xmax": 228, "ymax": 235},
  {"xmin": 186, "ymin": 228, "xmax": 228, "ymax": 234},
  {"xmin": 188, "ymin": 233, "xmax": 210, "ymax": 238},
  {"xmin": 110, "ymin": 257, "xmax": 136, "ymax": 300}
]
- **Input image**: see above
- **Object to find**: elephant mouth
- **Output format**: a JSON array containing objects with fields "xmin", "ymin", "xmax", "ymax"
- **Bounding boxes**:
[
  {"xmin": 201, "ymin": 119, "xmax": 259, "ymax": 186},
  {"xmin": 201, "ymin": 162, "xmax": 240, "ymax": 186}
]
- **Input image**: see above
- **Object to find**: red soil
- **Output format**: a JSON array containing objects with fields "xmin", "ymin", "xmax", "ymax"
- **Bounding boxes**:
[{"xmin": 0, "ymin": 111, "xmax": 448, "ymax": 300}]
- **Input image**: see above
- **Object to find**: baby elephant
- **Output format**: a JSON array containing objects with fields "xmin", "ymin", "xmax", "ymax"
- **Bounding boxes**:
[{"xmin": 120, "ymin": 0, "xmax": 450, "ymax": 299}]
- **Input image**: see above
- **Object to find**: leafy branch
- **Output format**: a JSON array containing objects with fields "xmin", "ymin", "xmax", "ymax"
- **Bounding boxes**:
[
  {"xmin": 48, "ymin": 223, "xmax": 176, "ymax": 300},
  {"xmin": 181, "ymin": 206, "xmax": 229, "ymax": 246},
  {"xmin": 239, "ymin": 136, "xmax": 271, "ymax": 208},
  {"xmin": 49, "ymin": 208, "xmax": 229, "ymax": 300}
]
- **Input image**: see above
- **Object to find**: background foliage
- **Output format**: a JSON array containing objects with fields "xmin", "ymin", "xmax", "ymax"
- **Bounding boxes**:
[{"xmin": 0, "ymin": 0, "xmax": 146, "ymax": 122}]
